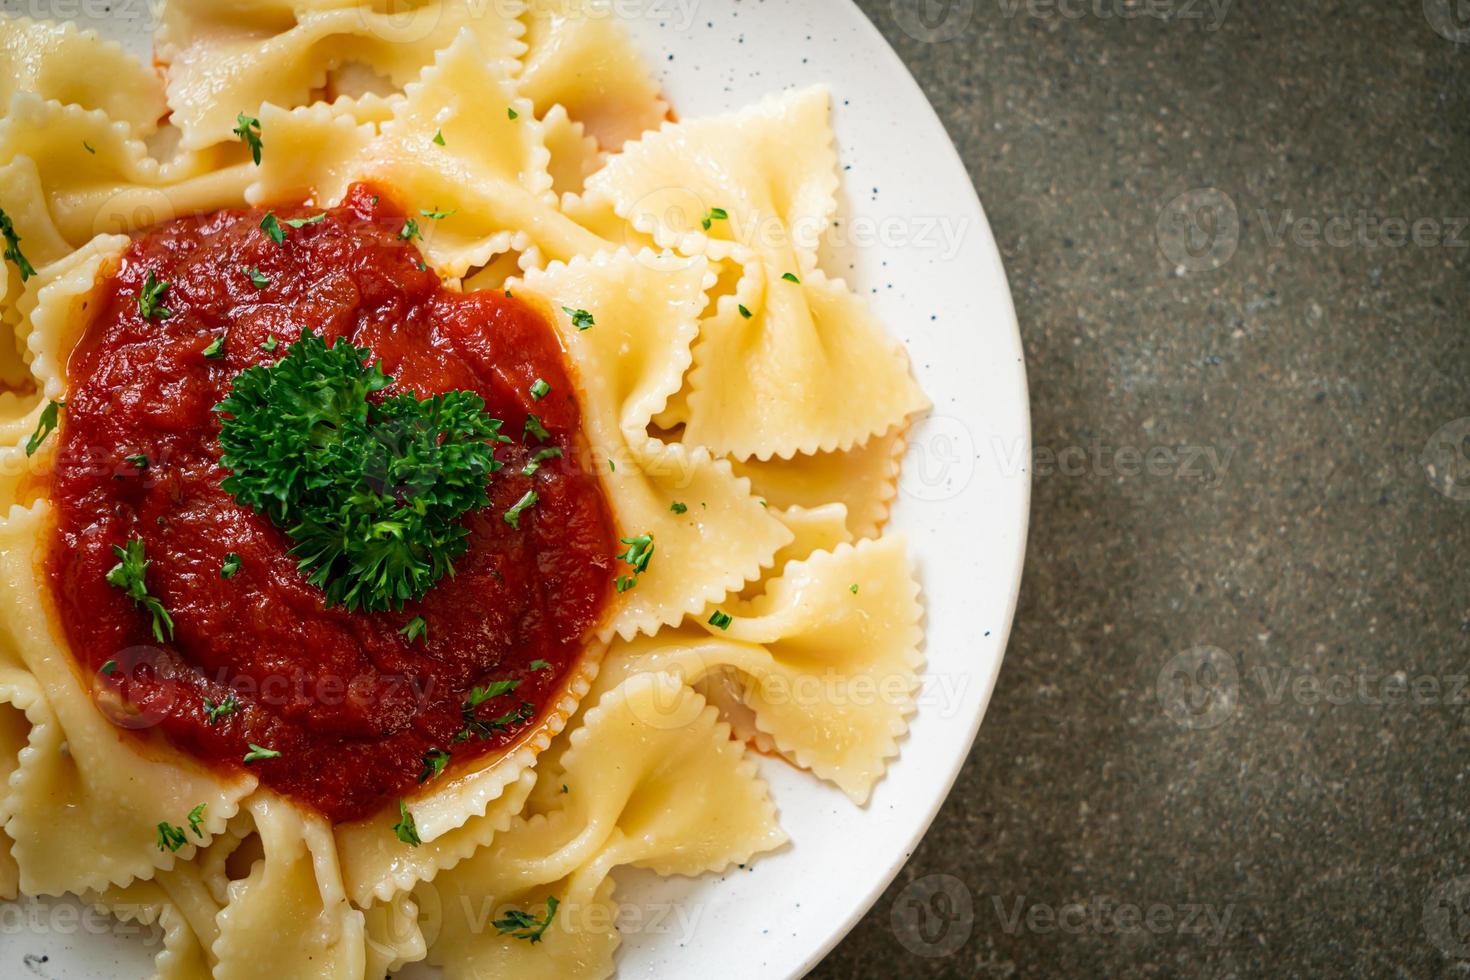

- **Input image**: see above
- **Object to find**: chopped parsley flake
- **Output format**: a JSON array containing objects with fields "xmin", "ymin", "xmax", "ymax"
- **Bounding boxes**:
[
  {"xmin": 246, "ymin": 266, "xmax": 270, "ymax": 288},
  {"xmin": 105, "ymin": 537, "xmax": 175, "ymax": 642},
  {"xmin": 508, "ymin": 107, "xmax": 519, "ymax": 120},
  {"xmin": 494, "ymin": 896, "xmax": 559, "ymax": 944},
  {"xmin": 83, "ymin": 140, "xmax": 95, "ymax": 154},
  {"xmin": 562, "ymin": 307, "xmax": 595, "ymax": 331},
  {"xmin": 614, "ymin": 534, "xmax": 654, "ymax": 593},
  {"xmin": 26, "ymin": 400, "xmax": 62, "ymax": 457},
  {"xmin": 400, "ymin": 616, "xmax": 428, "ymax": 644},
  {"xmin": 156, "ymin": 822, "xmax": 188, "ymax": 853},
  {"xmin": 708, "ymin": 610, "xmax": 733, "ymax": 631},
  {"xmin": 100, "ymin": 659, "xmax": 117, "ymax": 676},
  {"xmin": 285, "ymin": 214, "xmax": 326, "ymax": 229},
  {"xmin": 529, "ymin": 659, "xmax": 553, "ymax": 672},
  {"xmin": 203, "ymin": 693, "xmax": 237, "ymax": 725},
  {"xmin": 221, "ymin": 553, "xmax": 242, "ymax": 579},
  {"xmin": 215, "ymin": 330, "xmax": 505, "ymax": 612},
  {"xmin": 670, "ymin": 501, "xmax": 688, "ymax": 514},
  {"xmin": 523, "ymin": 413, "xmax": 551, "ymax": 443},
  {"xmin": 187, "ymin": 803, "xmax": 207, "ymax": 838},
  {"xmin": 702, "ymin": 206, "xmax": 729, "ymax": 230},
  {"xmin": 399, "ymin": 218, "xmax": 422, "ymax": 240},
  {"xmin": 202, "ymin": 334, "xmax": 227, "ymax": 359},
  {"xmin": 467, "ymin": 680, "xmax": 520, "ymax": 707},
  {"xmin": 260, "ymin": 213, "xmax": 286, "ymax": 244},
  {"xmin": 243, "ymin": 743, "xmax": 280, "ymax": 763},
  {"xmin": 260, "ymin": 335, "xmax": 278, "ymax": 353},
  {"xmin": 521, "ymin": 446, "xmax": 563, "ymax": 477},
  {"xmin": 850, "ymin": 583, "xmax": 859, "ymax": 594},
  {"xmin": 233, "ymin": 113, "xmax": 263, "ymax": 164},
  {"xmin": 454, "ymin": 698, "xmax": 534, "ymax": 744},
  {"xmin": 738, "ymin": 304, "xmax": 753, "ymax": 319},
  {"xmin": 126, "ymin": 453, "xmax": 149, "ymax": 471},
  {"xmin": 504, "ymin": 490, "xmax": 539, "ymax": 529},
  {"xmin": 138, "ymin": 271, "xmax": 172, "ymax": 320},
  {"xmin": 0, "ymin": 208, "xmax": 36, "ymax": 282},
  {"xmin": 782, "ymin": 272, "xmax": 801, "ymax": 283},
  {"xmin": 420, "ymin": 207, "xmax": 455, "ymax": 220},
  {"xmin": 529, "ymin": 378, "xmax": 551, "ymax": 400},
  {"xmin": 432, "ymin": 130, "xmax": 445, "ymax": 146},
  {"xmin": 419, "ymin": 748, "xmax": 450, "ymax": 783},
  {"xmin": 392, "ymin": 800, "xmax": 421, "ymax": 846}
]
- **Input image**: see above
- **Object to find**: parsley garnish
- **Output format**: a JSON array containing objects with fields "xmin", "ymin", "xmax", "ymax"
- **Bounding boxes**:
[
  {"xmin": 204, "ymin": 693, "xmax": 237, "ymax": 724},
  {"xmin": 243, "ymin": 743, "xmax": 279, "ymax": 763},
  {"xmin": 523, "ymin": 414, "xmax": 550, "ymax": 443},
  {"xmin": 432, "ymin": 130, "xmax": 445, "ymax": 146},
  {"xmin": 520, "ymin": 446, "xmax": 562, "ymax": 477},
  {"xmin": 419, "ymin": 748, "xmax": 449, "ymax": 783},
  {"xmin": 850, "ymin": 583, "xmax": 859, "ymax": 594},
  {"xmin": 260, "ymin": 213, "xmax": 286, "ymax": 244},
  {"xmin": 507, "ymin": 107, "xmax": 519, "ymax": 120},
  {"xmin": 156, "ymin": 822, "xmax": 188, "ymax": 853},
  {"xmin": 138, "ymin": 271, "xmax": 172, "ymax": 320},
  {"xmin": 202, "ymin": 334, "xmax": 227, "ymax": 359},
  {"xmin": 260, "ymin": 335, "xmax": 278, "ymax": 353},
  {"xmin": 670, "ymin": 501, "xmax": 687, "ymax": 514},
  {"xmin": 454, "ymin": 688, "xmax": 533, "ymax": 744},
  {"xmin": 614, "ymin": 533, "xmax": 654, "ymax": 593},
  {"xmin": 529, "ymin": 659, "xmax": 553, "ymax": 672},
  {"xmin": 782, "ymin": 272, "xmax": 801, "ymax": 283},
  {"xmin": 246, "ymin": 266, "xmax": 269, "ymax": 288},
  {"xmin": 400, "ymin": 616, "xmax": 428, "ymax": 644},
  {"xmin": 702, "ymin": 206, "xmax": 728, "ymax": 231},
  {"xmin": 467, "ymin": 680, "xmax": 520, "ymax": 706},
  {"xmin": 100, "ymin": 659, "xmax": 117, "ymax": 676},
  {"xmin": 187, "ymin": 803, "xmax": 207, "ymax": 838},
  {"xmin": 26, "ymin": 400, "xmax": 62, "ymax": 456},
  {"xmin": 105, "ymin": 538, "xmax": 175, "ymax": 642},
  {"xmin": 494, "ymin": 896, "xmax": 559, "ymax": 944},
  {"xmin": 221, "ymin": 553, "xmax": 242, "ymax": 579},
  {"xmin": 392, "ymin": 799, "xmax": 421, "ymax": 845},
  {"xmin": 708, "ymin": 610, "xmax": 733, "ymax": 630},
  {"xmin": 562, "ymin": 307, "xmax": 595, "ymax": 331},
  {"xmin": 233, "ymin": 113, "xmax": 263, "ymax": 164},
  {"xmin": 529, "ymin": 378, "xmax": 550, "ymax": 400},
  {"xmin": 738, "ymin": 304, "xmax": 753, "ymax": 319},
  {"xmin": 0, "ymin": 209, "xmax": 36, "ymax": 282},
  {"xmin": 504, "ymin": 491, "xmax": 538, "ymax": 529},
  {"xmin": 399, "ymin": 219, "xmax": 421, "ymax": 241},
  {"xmin": 83, "ymin": 140, "xmax": 95, "ymax": 154},
  {"xmin": 215, "ymin": 330, "xmax": 504, "ymax": 612},
  {"xmin": 419, "ymin": 207, "xmax": 455, "ymax": 220},
  {"xmin": 286, "ymin": 214, "xmax": 326, "ymax": 229}
]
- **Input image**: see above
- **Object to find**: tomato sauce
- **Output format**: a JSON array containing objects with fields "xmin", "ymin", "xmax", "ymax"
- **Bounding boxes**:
[{"xmin": 47, "ymin": 184, "xmax": 615, "ymax": 822}]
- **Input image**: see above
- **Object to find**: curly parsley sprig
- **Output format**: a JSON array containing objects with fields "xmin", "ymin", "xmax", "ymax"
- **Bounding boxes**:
[{"xmin": 215, "ymin": 329, "xmax": 506, "ymax": 612}]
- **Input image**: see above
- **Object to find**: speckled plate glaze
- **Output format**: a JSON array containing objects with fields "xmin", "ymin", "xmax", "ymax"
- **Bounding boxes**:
[{"xmin": 7, "ymin": 2, "xmax": 1029, "ymax": 977}]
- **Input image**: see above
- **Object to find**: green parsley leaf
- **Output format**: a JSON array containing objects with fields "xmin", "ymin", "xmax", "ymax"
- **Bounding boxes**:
[
  {"xmin": 83, "ymin": 140, "xmax": 95, "ymax": 154},
  {"xmin": 260, "ymin": 213, "xmax": 286, "ymax": 244},
  {"xmin": 738, "ymin": 304, "xmax": 753, "ymax": 319},
  {"xmin": 523, "ymin": 413, "xmax": 550, "ymax": 443},
  {"xmin": 529, "ymin": 660, "xmax": 553, "ymax": 672},
  {"xmin": 617, "ymin": 534, "xmax": 654, "ymax": 575},
  {"xmin": 243, "ymin": 743, "xmax": 280, "ymax": 763},
  {"xmin": 494, "ymin": 896, "xmax": 559, "ymax": 944},
  {"xmin": 507, "ymin": 107, "xmax": 519, "ymax": 120},
  {"xmin": 105, "ymin": 537, "xmax": 175, "ymax": 642},
  {"xmin": 202, "ymin": 334, "xmax": 227, "ymax": 359},
  {"xmin": 156, "ymin": 822, "xmax": 188, "ymax": 853},
  {"xmin": 399, "ymin": 218, "xmax": 422, "ymax": 240},
  {"xmin": 782, "ymin": 272, "xmax": 801, "ymax": 283},
  {"xmin": 608, "ymin": 458, "xmax": 616, "ymax": 472},
  {"xmin": 420, "ymin": 748, "xmax": 450, "ymax": 783},
  {"xmin": 126, "ymin": 453, "xmax": 149, "ymax": 471},
  {"xmin": 615, "ymin": 575, "xmax": 636, "ymax": 594},
  {"xmin": 26, "ymin": 400, "xmax": 62, "ymax": 457},
  {"xmin": 504, "ymin": 490, "xmax": 538, "ymax": 529},
  {"xmin": 520, "ymin": 446, "xmax": 563, "ymax": 477},
  {"xmin": 392, "ymin": 799, "xmax": 422, "ymax": 846},
  {"xmin": 138, "ymin": 270, "xmax": 172, "ymax": 320},
  {"xmin": 400, "ymin": 616, "xmax": 428, "ymax": 644},
  {"xmin": 233, "ymin": 113, "xmax": 263, "ymax": 164},
  {"xmin": 187, "ymin": 803, "xmax": 207, "ymax": 838},
  {"xmin": 285, "ymin": 214, "xmax": 326, "ymax": 229},
  {"xmin": 0, "ymin": 208, "xmax": 36, "ymax": 282},
  {"xmin": 702, "ymin": 206, "xmax": 729, "ymax": 230},
  {"xmin": 246, "ymin": 266, "xmax": 270, "ymax": 288},
  {"xmin": 670, "ymin": 501, "xmax": 688, "ymax": 514},
  {"xmin": 708, "ymin": 610, "xmax": 733, "ymax": 630},
  {"xmin": 850, "ymin": 583, "xmax": 859, "ymax": 594},
  {"xmin": 419, "ymin": 207, "xmax": 456, "ymax": 220},
  {"xmin": 221, "ymin": 553, "xmax": 242, "ymax": 579},
  {"xmin": 454, "ymin": 698, "xmax": 534, "ymax": 744},
  {"xmin": 260, "ymin": 335, "xmax": 278, "ymax": 353},
  {"xmin": 432, "ymin": 130, "xmax": 445, "ymax": 146},
  {"xmin": 216, "ymin": 330, "xmax": 505, "ymax": 613},
  {"xmin": 561, "ymin": 307, "xmax": 595, "ymax": 331},
  {"xmin": 100, "ymin": 659, "xmax": 118, "ymax": 676},
  {"xmin": 529, "ymin": 378, "xmax": 551, "ymax": 400},
  {"xmin": 466, "ymin": 680, "xmax": 520, "ymax": 707},
  {"xmin": 203, "ymin": 693, "xmax": 237, "ymax": 725}
]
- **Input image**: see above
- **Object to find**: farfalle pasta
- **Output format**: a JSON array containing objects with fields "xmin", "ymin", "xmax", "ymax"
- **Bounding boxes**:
[{"xmin": 0, "ymin": 4, "xmax": 930, "ymax": 978}]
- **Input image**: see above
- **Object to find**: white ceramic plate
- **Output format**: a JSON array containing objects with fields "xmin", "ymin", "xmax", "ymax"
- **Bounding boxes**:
[{"xmin": 1, "ymin": 2, "xmax": 1029, "ymax": 977}]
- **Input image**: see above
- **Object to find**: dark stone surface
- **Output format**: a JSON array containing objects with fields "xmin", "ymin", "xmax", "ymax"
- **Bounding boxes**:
[{"xmin": 817, "ymin": 1, "xmax": 1470, "ymax": 977}]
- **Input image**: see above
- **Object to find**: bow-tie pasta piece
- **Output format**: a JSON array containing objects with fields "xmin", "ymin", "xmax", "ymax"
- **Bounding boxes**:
[
  {"xmin": 0, "ymin": 16, "xmax": 167, "ymax": 135},
  {"xmin": 155, "ymin": 0, "xmax": 527, "ymax": 150},
  {"xmin": 0, "ymin": 502, "xmax": 258, "ymax": 896},
  {"xmin": 0, "ymin": 668, "xmax": 40, "ymax": 900},
  {"xmin": 541, "ymin": 103, "xmax": 604, "ymax": 198},
  {"xmin": 512, "ymin": 250, "xmax": 793, "ymax": 640},
  {"xmin": 422, "ymin": 672, "xmax": 785, "ymax": 980},
  {"xmin": 84, "ymin": 878, "xmax": 213, "ymax": 979},
  {"xmin": 519, "ymin": 0, "xmax": 668, "ymax": 150}
]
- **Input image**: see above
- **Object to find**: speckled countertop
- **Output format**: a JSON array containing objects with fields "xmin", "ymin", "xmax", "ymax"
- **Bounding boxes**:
[{"xmin": 818, "ymin": 2, "xmax": 1470, "ymax": 977}]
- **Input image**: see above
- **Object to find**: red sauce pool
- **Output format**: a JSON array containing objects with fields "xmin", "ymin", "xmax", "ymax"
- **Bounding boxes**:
[{"xmin": 47, "ymin": 184, "xmax": 615, "ymax": 822}]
